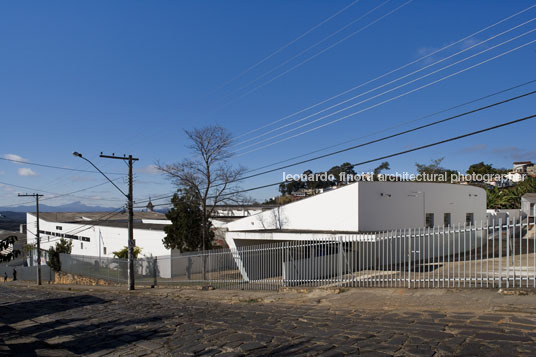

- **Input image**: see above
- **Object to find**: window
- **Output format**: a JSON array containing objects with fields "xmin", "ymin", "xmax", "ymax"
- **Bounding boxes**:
[
  {"xmin": 466, "ymin": 213, "xmax": 474, "ymax": 226},
  {"xmin": 425, "ymin": 213, "xmax": 434, "ymax": 228},
  {"xmin": 56, "ymin": 226, "xmax": 62, "ymax": 230},
  {"xmin": 81, "ymin": 242, "xmax": 83, "ymax": 249},
  {"xmin": 444, "ymin": 213, "xmax": 451, "ymax": 227}
]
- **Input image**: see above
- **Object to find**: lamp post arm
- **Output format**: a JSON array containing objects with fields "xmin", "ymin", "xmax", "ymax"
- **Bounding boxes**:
[{"xmin": 80, "ymin": 156, "xmax": 128, "ymax": 198}]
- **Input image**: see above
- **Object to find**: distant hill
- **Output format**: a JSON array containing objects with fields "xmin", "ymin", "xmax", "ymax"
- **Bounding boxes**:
[
  {"xmin": 0, "ymin": 201, "xmax": 116, "ymax": 213},
  {"xmin": 0, "ymin": 211, "xmax": 26, "ymax": 231}
]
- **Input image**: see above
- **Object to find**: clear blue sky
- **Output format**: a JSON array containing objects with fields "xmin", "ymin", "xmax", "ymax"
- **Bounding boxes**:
[{"xmin": 1, "ymin": 0, "xmax": 535, "ymax": 208}]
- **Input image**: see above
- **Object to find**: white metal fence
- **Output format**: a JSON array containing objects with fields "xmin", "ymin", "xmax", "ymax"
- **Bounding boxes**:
[{"xmin": 59, "ymin": 216, "xmax": 536, "ymax": 290}]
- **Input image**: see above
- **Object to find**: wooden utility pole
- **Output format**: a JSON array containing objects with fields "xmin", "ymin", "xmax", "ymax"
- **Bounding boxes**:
[
  {"xmin": 18, "ymin": 193, "xmax": 44, "ymax": 285},
  {"xmin": 100, "ymin": 153, "xmax": 138, "ymax": 290}
]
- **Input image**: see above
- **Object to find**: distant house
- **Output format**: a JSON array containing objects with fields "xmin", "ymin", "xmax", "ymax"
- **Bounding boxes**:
[
  {"xmin": 521, "ymin": 193, "xmax": 536, "ymax": 217},
  {"xmin": 512, "ymin": 161, "xmax": 536, "ymax": 177},
  {"xmin": 513, "ymin": 161, "xmax": 534, "ymax": 173}
]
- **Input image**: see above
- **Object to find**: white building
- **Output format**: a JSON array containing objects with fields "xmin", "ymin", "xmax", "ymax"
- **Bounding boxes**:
[
  {"xmin": 26, "ymin": 211, "xmax": 171, "ymax": 260},
  {"xmin": 225, "ymin": 182, "xmax": 486, "ymax": 249}
]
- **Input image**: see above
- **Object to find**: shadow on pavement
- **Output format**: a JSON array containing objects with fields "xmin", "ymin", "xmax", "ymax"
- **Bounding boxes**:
[{"xmin": 0, "ymin": 291, "xmax": 171, "ymax": 355}]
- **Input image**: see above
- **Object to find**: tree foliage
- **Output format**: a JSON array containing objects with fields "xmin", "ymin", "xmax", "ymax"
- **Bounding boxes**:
[
  {"xmin": 487, "ymin": 177, "xmax": 536, "ymax": 209},
  {"xmin": 279, "ymin": 162, "xmax": 358, "ymax": 195},
  {"xmin": 373, "ymin": 161, "xmax": 390, "ymax": 180},
  {"xmin": 47, "ymin": 238, "xmax": 73, "ymax": 272},
  {"xmin": 466, "ymin": 161, "xmax": 508, "ymax": 175},
  {"xmin": 415, "ymin": 157, "xmax": 457, "ymax": 182},
  {"xmin": 163, "ymin": 189, "xmax": 214, "ymax": 252},
  {"xmin": 113, "ymin": 246, "xmax": 142, "ymax": 259},
  {"xmin": 0, "ymin": 235, "xmax": 20, "ymax": 262}
]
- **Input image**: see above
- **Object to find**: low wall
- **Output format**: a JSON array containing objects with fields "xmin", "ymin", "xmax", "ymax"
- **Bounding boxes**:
[
  {"xmin": 53, "ymin": 272, "xmax": 122, "ymax": 286},
  {"xmin": 0, "ymin": 265, "xmax": 54, "ymax": 282}
]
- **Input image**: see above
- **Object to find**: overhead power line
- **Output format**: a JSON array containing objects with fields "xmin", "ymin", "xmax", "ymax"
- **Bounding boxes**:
[
  {"xmin": 218, "ymin": 0, "xmax": 391, "ymax": 104},
  {"xmin": 233, "ymin": 17, "xmax": 536, "ymax": 149},
  {"xmin": 235, "ymin": 34, "xmax": 536, "ymax": 156},
  {"xmin": 244, "ymin": 79, "xmax": 536, "ymax": 174},
  {"xmin": 0, "ymin": 157, "xmax": 124, "ymax": 175},
  {"xmin": 140, "ymin": 112, "xmax": 536, "ymax": 207},
  {"xmin": 232, "ymin": 3, "xmax": 536, "ymax": 141},
  {"xmin": 219, "ymin": 0, "xmax": 413, "ymax": 108},
  {"xmin": 212, "ymin": 0, "xmax": 362, "ymax": 93}
]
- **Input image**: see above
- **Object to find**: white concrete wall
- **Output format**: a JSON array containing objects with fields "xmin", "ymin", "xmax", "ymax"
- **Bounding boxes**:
[
  {"xmin": 26, "ymin": 213, "xmax": 169, "ymax": 259},
  {"xmin": 226, "ymin": 183, "xmax": 360, "ymax": 232},
  {"xmin": 357, "ymin": 182, "xmax": 486, "ymax": 231},
  {"xmin": 226, "ymin": 182, "xmax": 486, "ymax": 236}
]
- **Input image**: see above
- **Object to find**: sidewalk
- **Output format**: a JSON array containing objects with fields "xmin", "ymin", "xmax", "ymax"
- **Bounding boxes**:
[{"xmin": 5, "ymin": 280, "xmax": 536, "ymax": 315}]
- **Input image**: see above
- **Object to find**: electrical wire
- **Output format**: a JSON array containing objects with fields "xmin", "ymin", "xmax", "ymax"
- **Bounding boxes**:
[
  {"xmin": 211, "ymin": 0, "xmax": 362, "ymax": 93},
  {"xmin": 138, "ymin": 112, "xmax": 536, "ymax": 207},
  {"xmin": 231, "ymin": 3, "xmax": 536, "ymax": 141},
  {"xmin": 219, "ymin": 0, "xmax": 413, "ymax": 108},
  {"xmin": 235, "ymin": 34, "xmax": 536, "ymax": 156},
  {"xmin": 218, "ymin": 0, "xmax": 391, "ymax": 104},
  {"xmin": 244, "ymin": 79, "xmax": 536, "ymax": 174},
  {"xmin": 232, "ymin": 17, "xmax": 536, "ymax": 149},
  {"xmin": 0, "ymin": 157, "xmax": 124, "ymax": 175}
]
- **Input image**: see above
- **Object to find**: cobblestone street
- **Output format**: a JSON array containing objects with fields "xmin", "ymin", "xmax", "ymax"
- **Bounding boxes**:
[{"xmin": 1, "ymin": 285, "xmax": 536, "ymax": 356}]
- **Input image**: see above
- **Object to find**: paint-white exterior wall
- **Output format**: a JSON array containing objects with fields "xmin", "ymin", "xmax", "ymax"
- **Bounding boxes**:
[
  {"xmin": 26, "ymin": 213, "xmax": 169, "ymax": 259},
  {"xmin": 226, "ymin": 182, "xmax": 486, "ymax": 238},
  {"xmin": 227, "ymin": 183, "xmax": 360, "ymax": 232}
]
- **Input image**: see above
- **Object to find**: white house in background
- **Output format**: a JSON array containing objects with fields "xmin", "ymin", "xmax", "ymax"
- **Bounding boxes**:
[
  {"xmin": 26, "ymin": 211, "xmax": 172, "ymax": 260},
  {"xmin": 25, "ymin": 206, "xmax": 273, "ymax": 260},
  {"xmin": 225, "ymin": 182, "xmax": 486, "ymax": 249}
]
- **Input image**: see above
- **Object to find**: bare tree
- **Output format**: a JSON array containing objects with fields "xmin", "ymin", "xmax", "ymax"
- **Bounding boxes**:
[{"xmin": 157, "ymin": 126, "xmax": 246, "ymax": 255}]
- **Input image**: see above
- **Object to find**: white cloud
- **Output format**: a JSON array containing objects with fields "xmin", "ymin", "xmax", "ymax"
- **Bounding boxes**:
[
  {"xmin": 18, "ymin": 168, "xmax": 38, "ymax": 176},
  {"xmin": 3, "ymin": 153, "xmax": 29, "ymax": 163},
  {"xmin": 0, "ymin": 170, "xmax": 5, "ymax": 175},
  {"xmin": 137, "ymin": 164, "xmax": 160, "ymax": 174}
]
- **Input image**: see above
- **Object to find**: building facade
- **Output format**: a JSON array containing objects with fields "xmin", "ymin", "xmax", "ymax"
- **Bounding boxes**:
[{"xmin": 225, "ymin": 182, "xmax": 486, "ymax": 248}]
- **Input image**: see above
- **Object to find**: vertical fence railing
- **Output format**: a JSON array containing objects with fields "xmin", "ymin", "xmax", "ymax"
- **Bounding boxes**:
[{"xmin": 57, "ymin": 216, "xmax": 536, "ymax": 290}]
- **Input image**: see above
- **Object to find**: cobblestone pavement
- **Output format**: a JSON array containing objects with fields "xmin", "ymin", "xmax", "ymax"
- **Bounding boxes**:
[{"xmin": 1, "ymin": 285, "xmax": 536, "ymax": 356}]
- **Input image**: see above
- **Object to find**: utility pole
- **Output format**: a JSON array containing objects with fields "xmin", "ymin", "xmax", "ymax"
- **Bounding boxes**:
[
  {"xmin": 18, "ymin": 193, "xmax": 44, "ymax": 285},
  {"xmin": 100, "ymin": 153, "xmax": 139, "ymax": 291}
]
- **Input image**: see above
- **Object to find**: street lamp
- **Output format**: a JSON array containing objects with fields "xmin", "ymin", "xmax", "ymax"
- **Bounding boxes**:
[
  {"xmin": 73, "ymin": 151, "xmax": 136, "ymax": 290},
  {"xmin": 72, "ymin": 152, "xmax": 128, "ymax": 197}
]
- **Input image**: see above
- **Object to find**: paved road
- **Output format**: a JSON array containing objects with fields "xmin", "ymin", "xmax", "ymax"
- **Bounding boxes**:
[{"xmin": 1, "ymin": 285, "xmax": 536, "ymax": 356}]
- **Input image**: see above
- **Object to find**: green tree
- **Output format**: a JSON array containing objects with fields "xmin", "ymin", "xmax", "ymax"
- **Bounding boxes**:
[
  {"xmin": 163, "ymin": 189, "xmax": 214, "ymax": 252},
  {"xmin": 373, "ymin": 161, "xmax": 390, "ymax": 180},
  {"xmin": 467, "ymin": 162, "xmax": 508, "ymax": 175},
  {"xmin": 113, "ymin": 246, "xmax": 142, "ymax": 259},
  {"xmin": 46, "ymin": 238, "xmax": 73, "ymax": 272},
  {"xmin": 415, "ymin": 157, "xmax": 457, "ymax": 182},
  {"xmin": 0, "ymin": 235, "xmax": 20, "ymax": 262},
  {"xmin": 487, "ymin": 177, "xmax": 536, "ymax": 209}
]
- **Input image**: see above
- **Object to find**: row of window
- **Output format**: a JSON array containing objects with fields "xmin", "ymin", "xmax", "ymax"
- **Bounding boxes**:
[
  {"xmin": 39, "ymin": 230, "xmax": 90, "ymax": 242},
  {"xmin": 425, "ymin": 213, "xmax": 474, "ymax": 228}
]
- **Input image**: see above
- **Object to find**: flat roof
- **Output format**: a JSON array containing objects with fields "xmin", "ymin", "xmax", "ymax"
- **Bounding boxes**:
[{"xmin": 28, "ymin": 211, "xmax": 169, "ymax": 231}]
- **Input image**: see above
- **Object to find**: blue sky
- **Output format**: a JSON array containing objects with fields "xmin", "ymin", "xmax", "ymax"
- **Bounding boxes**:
[{"xmin": 1, "ymin": 0, "xmax": 535, "ymax": 209}]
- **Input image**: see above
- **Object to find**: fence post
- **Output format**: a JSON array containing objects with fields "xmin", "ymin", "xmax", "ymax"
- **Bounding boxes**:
[
  {"xmin": 153, "ymin": 256, "xmax": 157, "ymax": 288},
  {"xmin": 408, "ymin": 230, "xmax": 412, "ymax": 289},
  {"xmin": 506, "ymin": 216, "xmax": 510, "ymax": 289},
  {"xmin": 498, "ymin": 218, "xmax": 502, "ymax": 288},
  {"xmin": 338, "ymin": 237, "xmax": 343, "ymax": 286}
]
